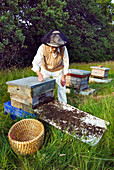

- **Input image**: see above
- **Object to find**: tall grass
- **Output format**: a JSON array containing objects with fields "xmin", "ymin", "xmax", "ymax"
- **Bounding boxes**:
[{"xmin": 0, "ymin": 61, "xmax": 114, "ymax": 169}]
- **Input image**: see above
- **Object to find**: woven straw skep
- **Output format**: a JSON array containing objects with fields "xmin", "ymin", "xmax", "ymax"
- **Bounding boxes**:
[{"xmin": 8, "ymin": 119, "xmax": 44, "ymax": 155}]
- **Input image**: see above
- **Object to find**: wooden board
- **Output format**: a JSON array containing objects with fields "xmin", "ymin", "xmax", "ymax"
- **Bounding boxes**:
[
  {"xmin": 6, "ymin": 77, "xmax": 55, "ymax": 98},
  {"xmin": 34, "ymin": 100, "xmax": 109, "ymax": 146}
]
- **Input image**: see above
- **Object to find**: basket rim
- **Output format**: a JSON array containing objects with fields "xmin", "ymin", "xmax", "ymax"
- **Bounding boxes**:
[{"xmin": 8, "ymin": 118, "xmax": 44, "ymax": 143}]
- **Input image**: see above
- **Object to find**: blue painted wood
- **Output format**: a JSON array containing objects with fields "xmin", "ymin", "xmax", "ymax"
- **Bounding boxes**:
[{"xmin": 4, "ymin": 101, "xmax": 37, "ymax": 120}]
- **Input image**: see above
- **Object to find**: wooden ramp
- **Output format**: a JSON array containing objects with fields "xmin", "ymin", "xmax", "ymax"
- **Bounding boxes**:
[{"xmin": 34, "ymin": 100, "xmax": 109, "ymax": 146}]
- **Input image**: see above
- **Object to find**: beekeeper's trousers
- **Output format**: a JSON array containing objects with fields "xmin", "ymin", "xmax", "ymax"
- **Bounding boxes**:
[{"xmin": 41, "ymin": 66, "xmax": 67, "ymax": 103}]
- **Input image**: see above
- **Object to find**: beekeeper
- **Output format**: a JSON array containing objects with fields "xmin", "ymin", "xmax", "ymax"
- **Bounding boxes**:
[{"xmin": 32, "ymin": 30, "xmax": 69, "ymax": 103}]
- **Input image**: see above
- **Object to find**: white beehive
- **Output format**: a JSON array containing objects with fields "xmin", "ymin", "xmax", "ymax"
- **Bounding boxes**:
[{"xmin": 90, "ymin": 66, "xmax": 110, "ymax": 78}]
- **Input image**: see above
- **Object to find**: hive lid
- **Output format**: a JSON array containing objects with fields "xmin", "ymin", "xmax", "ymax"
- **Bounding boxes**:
[
  {"xmin": 68, "ymin": 69, "xmax": 91, "ymax": 75},
  {"xmin": 6, "ymin": 76, "xmax": 55, "ymax": 89},
  {"xmin": 90, "ymin": 66, "xmax": 110, "ymax": 70}
]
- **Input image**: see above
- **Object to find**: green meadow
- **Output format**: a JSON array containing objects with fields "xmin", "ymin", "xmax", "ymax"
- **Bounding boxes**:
[{"xmin": 0, "ymin": 61, "xmax": 114, "ymax": 170}]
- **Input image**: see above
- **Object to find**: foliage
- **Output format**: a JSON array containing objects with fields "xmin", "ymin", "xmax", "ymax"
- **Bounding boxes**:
[
  {"xmin": 0, "ymin": 61, "xmax": 114, "ymax": 169},
  {"xmin": 19, "ymin": 0, "xmax": 69, "ymax": 66},
  {"xmin": 0, "ymin": 0, "xmax": 69, "ymax": 68},
  {"xmin": 95, "ymin": 0, "xmax": 114, "ymax": 23},
  {"xmin": 0, "ymin": 0, "xmax": 26, "ymax": 68},
  {"xmin": 0, "ymin": 0, "xmax": 113, "ymax": 68},
  {"xmin": 65, "ymin": 0, "xmax": 113, "ymax": 62}
]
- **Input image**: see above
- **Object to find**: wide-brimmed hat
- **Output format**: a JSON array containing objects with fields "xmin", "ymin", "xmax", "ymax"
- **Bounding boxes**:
[{"xmin": 41, "ymin": 30, "xmax": 68, "ymax": 47}]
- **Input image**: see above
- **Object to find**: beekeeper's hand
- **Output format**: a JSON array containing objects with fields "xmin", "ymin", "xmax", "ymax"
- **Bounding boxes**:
[
  {"xmin": 36, "ymin": 71, "xmax": 43, "ymax": 82},
  {"xmin": 61, "ymin": 74, "xmax": 66, "ymax": 87}
]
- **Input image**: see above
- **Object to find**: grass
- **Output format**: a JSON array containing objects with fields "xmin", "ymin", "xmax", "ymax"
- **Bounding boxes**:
[{"xmin": 0, "ymin": 61, "xmax": 114, "ymax": 169}]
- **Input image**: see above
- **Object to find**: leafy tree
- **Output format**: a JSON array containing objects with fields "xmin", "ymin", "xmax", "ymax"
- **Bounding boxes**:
[
  {"xmin": 11, "ymin": 0, "xmax": 69, "ymax": 66},
  {"xmin": 0, "ymin": 0, "xmax": 69, "ymax": 68},
  {"xmin": 95, "ymin": 0, "xmax": 114, "ymax": 23},
  {"xmin": 0, "ymin": 0, "xmax": 113, "ymax": 68},
  {"xmin": 64, "ymin": 0, "xmax": 113, "ymax": 62},
  {"xmin": 0, "ymin": 0, "xmax": 26, "ymax": 68}
]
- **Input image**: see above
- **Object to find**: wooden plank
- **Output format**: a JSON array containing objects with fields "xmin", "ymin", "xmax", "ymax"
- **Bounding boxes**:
[{"xmin": 34, "ymin": 100, "xmax": 109, "ymax": 146}]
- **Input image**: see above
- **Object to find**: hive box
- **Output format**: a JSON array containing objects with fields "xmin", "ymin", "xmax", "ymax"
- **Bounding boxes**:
[
  {"xmin": 66, "ymin": 69, "xmax": 91, "ymax": 92},
  {"xmin": 6, "ymin": 76, "xmax": 55, "ymax": 112},
  {"xmin": 90, "ymin": 66, "xmax": 110, "ymax": 78}
]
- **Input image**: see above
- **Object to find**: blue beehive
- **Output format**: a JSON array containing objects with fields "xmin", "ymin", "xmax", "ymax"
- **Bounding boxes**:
[{"xmin": 4, "ymin": 101, "xmax": 37, "ymax": 120}]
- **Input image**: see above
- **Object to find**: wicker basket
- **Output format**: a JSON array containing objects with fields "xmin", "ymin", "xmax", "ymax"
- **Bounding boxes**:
[{"xmin": 8, "ymin": 119, "xmax": 44, "ymax": 155}]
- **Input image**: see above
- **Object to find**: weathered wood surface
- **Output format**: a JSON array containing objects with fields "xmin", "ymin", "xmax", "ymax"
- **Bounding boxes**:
[
  {"xmin": 10, "ymin": 90, "xmax": 54, "ymax": 106},
  {"xmin": 66, "ymin": 76, "xmax": 88, "ymax": 84},
  {"xmin": 66, "ymin": 76, "xmax": 89, "ymax": 91},
  {"xmin": 66, "ymin": 69, "xmax": 90, "ymax": 92},
  {"xmin": 66, "ymin": 82, "xmax": 89, "ymax": 92},
  {"xmin": 11, "ymin": 91, "xmax": 55, "ymax": 112},
  {"xmin": 11, "ymin": 99, "xmax": 33, "ymax": 113},
  {"xmin": 90, "ymin": 66, "xmax": 110, "ymax": 78},
  {"xmin": 6, "ymin": 77, "xmax": 55, "ymax": 97},
  {"xmin": 34, "ymin": 100, "xmax": 109, "ymax": 146}
]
